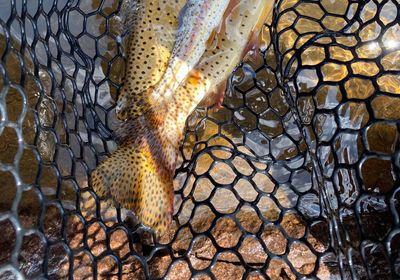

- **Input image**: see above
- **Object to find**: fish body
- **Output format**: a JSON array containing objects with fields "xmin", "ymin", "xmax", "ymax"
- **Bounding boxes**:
[
  {"xmin": 92, "ymin": 0, "xmax": 275, "ymax": 235},
  {"xmin": 149, "ymin": 0, "xmax": 231, "ymax": 101},
  {"xmin": 116, "ymin": 0, "xmax": 186, "ymax": 120},
  {"xmin": 196, "ymin": 0, "xmax": 274, "ymax": 107}
]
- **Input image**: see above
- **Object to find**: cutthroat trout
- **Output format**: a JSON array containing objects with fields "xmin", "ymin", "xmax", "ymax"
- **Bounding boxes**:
[
  {"xmin": 92, "ymin": 0, "xmax": 275, "ymax": 236},
  {"xmin": 116, "ymin": 0, "xmax": 186, "ymax": 120},
  {"xmin": 148, "ymin": 1, "xmax": 231, "ymax": 101}
]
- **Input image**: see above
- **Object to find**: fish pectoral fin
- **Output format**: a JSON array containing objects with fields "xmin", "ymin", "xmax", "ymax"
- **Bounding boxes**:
[
  {"xmin": 206, "ymin": 28, "xmax": 219, "ymax": 49},
  {"xmin": 242, "ymin": 30, "xmax": 261, "ymax": 59},
  {"xmin": 211, "ymin": 81, "xmax": 227, "ymax": 112},
  {"xmin": 199, "ymin": 81, "xmax": 227, "ymax": 111}
]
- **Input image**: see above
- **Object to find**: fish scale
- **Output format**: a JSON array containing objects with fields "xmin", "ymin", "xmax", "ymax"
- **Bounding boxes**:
[
  {"xmin": 150, "ymin": 0, "xmax": 231, "ymax": 101},
  {"xmin": 92, "ymin": 0, "xmax": 275, "ymax": 235},
  {"xmin": 116, "ymin": 0, "xmax": 186, "ymax": 120}
]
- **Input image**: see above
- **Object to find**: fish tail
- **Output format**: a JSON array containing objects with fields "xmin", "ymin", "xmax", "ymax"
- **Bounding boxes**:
[{"xmin": 91, "ymin": 116, "xmax": 175, "ymax": 236}]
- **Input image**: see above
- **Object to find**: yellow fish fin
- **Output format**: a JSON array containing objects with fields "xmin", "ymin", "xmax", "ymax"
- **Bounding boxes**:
[
  {"xmin": 206, "ymin": 28, "xmax": 218, "ymax": 49},
  {"xmin": 91, "ymin": 120, "xmax": 174, "ymax": 236}
]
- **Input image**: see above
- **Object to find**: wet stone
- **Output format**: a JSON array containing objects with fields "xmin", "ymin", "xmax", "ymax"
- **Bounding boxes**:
[
  {"xmin": 315, "ymin": 84, "xmax": 342, "ymax": 110},
  {"xmin": 361, "ymin": 157, "xmax": 395, "ymax": 193},
  {"xmin": 296, "ymin": 69, "xmax": 319, "ymax": 92},
  {"xmin": 236, "ymin": 206, "xmax": 262, "ymax": 234},
  {"xmin": 281, "ymin": 212, "xmax": 306, "ymax": 239},
  {"xmin": 238, "ymin": 236, "xmax": 268, "ymax": 267},
  {"xmin": 298, "ymin": 194, "xmax": 321, "ymax": 219},
  {"xmin": 338, "ymin": 102, "xmax": 369, "ymax": 130},
  {"xmin": 245, "ymin": 88, "xmax": 269, "ymax": 114},
  {"xmin": 287, "ymin": 242, "xmax": 317, "ymax": 275},
  {"xmin": 234, "ymin": 179, "xmax": 257, "ymax": 202},
  {"xmin": 313, "ymin": 113, "xmax": 337, "ymax": 142},
  {"xmin": 271, "ymin": 134, "xmax": 298, "ymax": 160},
  {"xmin": 372, "ymin": 95, "xmax": 400, "ymax": 120},
  {"xmin": 334, "ymin": 132, "xmax": 362, "ymax": 165},
  {"xmin": 334, "ymin": 168, "xmax": 359, "ymax": 207},
  {"xmin": 365, "ymin": 122, "xmax": 398, "ymax": 154},
  {"xmin": 276, "ymin": 184, "xmax": 298, "ymax": 209},
  {"xmin": 261, "ymin": 224, "xmax": 287, "ymax": 255},
  {"xmin": 210, "ymin": 188, "xmax": 239, "ymax": 214},
  {"xmin": 257, "ymin": 195, "xmax": 281, "ymax": 222},
  {"xmin": 252, "ymin": 172, "xmax": 275, "ymax": 193},
  {"xmin": 258, "ymin": 109, "xmax": 284, "ymax": 138},
  {"xmin": 308, "ymin": 221, "xmax": 329, "ymax": 253}
]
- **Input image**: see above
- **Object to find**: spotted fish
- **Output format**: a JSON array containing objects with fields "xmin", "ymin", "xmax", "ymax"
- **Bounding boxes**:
[
  {"xmin": 147, "ymin": 0, "xmax": 231, "ymax": 102},
  {"xmin": 116, "ymin": 0, "xmax": 186, "ymax": 120},
  {"xmin": 116, "ymin": 0, "xmax": 233, "ymax": 119},
  {"xmin": 92, "ymin": 0, "xmax": 275, "ymax": 236}
]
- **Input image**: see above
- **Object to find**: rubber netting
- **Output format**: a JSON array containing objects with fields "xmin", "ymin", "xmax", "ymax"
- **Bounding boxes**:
[{"xmin": 0, "ymin": 0, "xmax": 399, "ymax": 279}]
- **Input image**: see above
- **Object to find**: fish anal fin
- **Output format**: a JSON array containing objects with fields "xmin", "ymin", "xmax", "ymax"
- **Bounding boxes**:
[
  {"xmin": 198, "ymin": 80, "xmax": 227, "ymax": 111},
  {"xmin": 210, "ymin": 81, "xmax": 227, "ymax": 112}
]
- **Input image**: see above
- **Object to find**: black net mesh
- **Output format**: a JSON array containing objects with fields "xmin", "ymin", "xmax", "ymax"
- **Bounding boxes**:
[{"xmin": 0, "ymin": 0, "xmax": 399, "ymax": 279}]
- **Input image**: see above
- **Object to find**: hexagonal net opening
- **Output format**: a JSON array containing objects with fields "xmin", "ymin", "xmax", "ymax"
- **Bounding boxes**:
[{"xmin": 0, "ymin": 0, "xmax": 399, "ymax": 279}]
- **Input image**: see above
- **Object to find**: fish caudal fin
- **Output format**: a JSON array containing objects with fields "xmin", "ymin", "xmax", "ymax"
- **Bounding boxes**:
[{"xmin": 91, "ymin": 131, "xmax": 175, "ymax": 236}]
